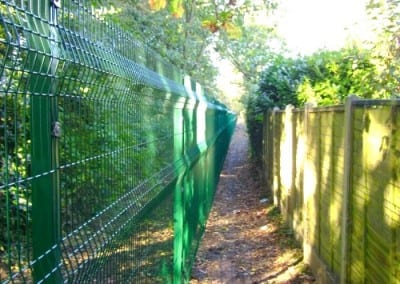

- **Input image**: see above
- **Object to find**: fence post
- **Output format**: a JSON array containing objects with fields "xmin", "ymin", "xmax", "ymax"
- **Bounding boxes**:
[
  {"xmin": 271, "ymin": 107, "xmax": 280, "ymax": 206},
  {"xmin": 262, "ymin": 110, "xmax": 271, "ymax": 189},
  {"xmin": 303, "ymin": 102, "xmax": 312, "ymax": 265},
  {"xmin": 28, "ymin": 0, "xmax": 62, "ymax": 282},
  {"xmin": 173, "ymin": 95, "xmax": 185, "ymax": 283},
  {"xmin": 340, "ymin": 95, "xmax": 359, "ymax": 283},
  {"xmin": 283, "ymin": 105, "xmax": 295, "ymax": 220}
]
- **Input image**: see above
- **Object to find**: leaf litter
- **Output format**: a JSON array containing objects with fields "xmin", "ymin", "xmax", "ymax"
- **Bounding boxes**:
[{"xmin": 190, "ymin": 121, "xmax": 315, "ymax": 284}]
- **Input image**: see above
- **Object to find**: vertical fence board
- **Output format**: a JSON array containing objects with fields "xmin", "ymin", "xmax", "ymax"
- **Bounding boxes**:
[
  {"xmin": 331, "ymin": 109, "xmax": 345, "ymax": 275},
  {"xmin": 319, "ymin": 110, "xmax": 333, "ymax": 269},
  {"xmin": 263, "ymin": 98, "xmax": 400, "ymax": 283},
  {"xmin": 0, "ymin": 1, "xmax": 236, "ymax": 282},
  {"xmin": 304, "ymin": 110, "xmax": 321, "ymax": 261}
]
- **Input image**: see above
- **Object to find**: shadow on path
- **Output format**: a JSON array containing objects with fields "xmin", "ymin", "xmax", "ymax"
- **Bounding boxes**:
[{"xmin": 190, "ymin": 121, "xmax": 315, "ymax": 284}]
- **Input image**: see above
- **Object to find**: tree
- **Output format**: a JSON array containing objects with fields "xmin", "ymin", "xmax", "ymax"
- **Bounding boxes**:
[
  {"xmin": 216, "ymin": 25, "xmax": 284, "ymax": 87},
  {"xmin": 246, "ymin": 54, "xmax": 305, "ymax": 160},
  {"xmin": 91, "ymin": 0, "xmax": 216, "ymax": 93},
  {"xmin": 366, "ymin": 0, "xmax": 400, "ymax": 96},
  {"xmin": 93, "ymin": 0, "xmax": 279, "ymax": 100}
]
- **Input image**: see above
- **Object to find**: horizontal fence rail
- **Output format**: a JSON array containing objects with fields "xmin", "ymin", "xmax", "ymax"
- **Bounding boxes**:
[
  {"xmin": 0, "ymin": 0, "xmax": 237, "ymax": 283},
  {"xmin": 262, "ymin": 98, "xmax": 400, "ymax": 283}
]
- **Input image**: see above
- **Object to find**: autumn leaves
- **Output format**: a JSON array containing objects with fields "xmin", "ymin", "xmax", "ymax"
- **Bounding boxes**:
[{"xmin": 148, "ymin": 0, "xmax": 243, "ymax": 39}]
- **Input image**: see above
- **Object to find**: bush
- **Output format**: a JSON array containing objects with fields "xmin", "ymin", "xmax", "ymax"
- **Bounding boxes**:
[
  {"xmin": 246, "ymin": 55, "xmax": 305, "ymax": 162},
  {"xmin": 246, "ymin": 47, "xmax": 387, "ymax": 161}
]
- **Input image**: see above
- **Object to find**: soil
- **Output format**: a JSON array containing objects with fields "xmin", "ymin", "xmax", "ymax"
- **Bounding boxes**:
[{"xmin": 190, "ymin": 120, "xmax": 316, "ymax": 284}]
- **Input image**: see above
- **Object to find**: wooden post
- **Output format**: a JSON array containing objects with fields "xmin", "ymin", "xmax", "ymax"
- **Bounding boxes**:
[
  {"xmin": 283, "ymin": 104, "xmax": 295, "ymax": 221},
  {"xmin": 303, "ymin": 102, "xmax": 313, "ymax": 265},
  {"xmin": 262, "ymin": 110, "xmax": 269, "ymax": 187},
  {"xmin": 340, "ymin": 95, "xmax": 359, "ymax": 284},
  {"xmin": 272, "ymin": 107, "xmax": 280, "ymax": 206}
]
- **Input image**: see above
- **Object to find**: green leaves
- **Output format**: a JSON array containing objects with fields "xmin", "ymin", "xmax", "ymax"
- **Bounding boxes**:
[
  {"xmin": 202, "ymin": 17, "xmax": 242, "ymax": 39},
  {"xmin": 148, "ymin": 0, "xmax": 184, "ymax": 18},
  {"xmin": 246, "ymin": 47, "xmax": 384, "ymax": 158},
  {"xmin": 149, "ymin": 0, "xmax": 167, "ymax": 11},
  {"xmin": 200, "ymin": 7, "xmax": 244, "ymax": 39},
  {"xmin": 222, "ymin": 21, "xmax": 242, "ymax": 39},
  {"xmin": 201, "ymin": 18, "xmax": 218, "ymax": 33},
  {"xmin": 257, "ymin": 55, "xmax": 304, "ymax": 107},
  {"xmin": 366, "ymin": 0, "xmax": 400, "ymax": 97},
  {"xmin": 147, "ymin": 1, "xmax": 245, "ymax": 38},
  {"xmin": 168, "ymin": 0, "xmax": 184, "ymax": 18},
  {"xmin": 255, "ymin": 48, "xmax": 383, "ymax": 109}
]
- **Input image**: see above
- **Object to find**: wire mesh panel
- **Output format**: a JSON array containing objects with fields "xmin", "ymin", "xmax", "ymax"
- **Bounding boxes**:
[{"xmin": 0, "ymin": 0, "xmax": 236, "ymax": 283}]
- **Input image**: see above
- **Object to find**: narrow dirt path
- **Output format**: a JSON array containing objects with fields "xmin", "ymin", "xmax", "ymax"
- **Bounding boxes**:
[{"xmin": 190, "ymin": 121, "xmax": 315, "ymax": 284}]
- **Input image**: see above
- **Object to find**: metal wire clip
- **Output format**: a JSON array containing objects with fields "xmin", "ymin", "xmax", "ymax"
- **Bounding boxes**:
[{"xmin": 51, "ymin": 0, "xmax": 61, "ymax": 8}]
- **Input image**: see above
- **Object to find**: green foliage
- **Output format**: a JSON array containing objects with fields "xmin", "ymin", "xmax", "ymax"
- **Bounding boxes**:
[
  {"xmin": 92, "ymin": 0, "xmax": 218, "ymax": 93},
  {"xmin": 246, "ymin": 46, "xmax": 391, "ymax": 160},
  {"xmin": 94, "ymin": 0, "xmax": 280, "ymax": 102},
  {"xmin": 244, "ymin": 0, "xmax": 400, "ymax": 159},
  {"xmin": 366, "ymin": 0, "xmax": 400, "ymax": 97},
  {"xmin": 297, "ymin": 48, "xmax": 381, "ymax": 105},
  {"xmin": 0, "ymin": 22, "xmax": 32, "ymax": 274},
  {"xmin": 216, "ymin": 26, "xmax": 282, "ymax": 84},
  {"xmin": 246, "ymin": 54, "xmax": 304, "ymax": 160}
]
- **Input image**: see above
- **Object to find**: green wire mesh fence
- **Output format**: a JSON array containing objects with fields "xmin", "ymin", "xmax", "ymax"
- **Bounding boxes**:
[{"xmin": 0, "ymin": 0, "xmax": 236, "ymax": 283}]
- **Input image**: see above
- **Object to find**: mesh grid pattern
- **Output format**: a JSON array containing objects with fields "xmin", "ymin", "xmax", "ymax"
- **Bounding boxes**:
[{"xmin": 0, "ymin": 0, "xmax": 236, "ymax": 282}]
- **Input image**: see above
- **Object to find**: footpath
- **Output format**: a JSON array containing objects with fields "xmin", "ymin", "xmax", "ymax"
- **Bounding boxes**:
[{"xmin": 190, "ymin": 121, "xmax": 315, "ymax": 284}]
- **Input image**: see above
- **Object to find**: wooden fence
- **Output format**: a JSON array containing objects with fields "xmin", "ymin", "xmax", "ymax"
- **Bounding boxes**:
[{"xmin": 262, "ymin": 97, "xmax": 400, "ymax": 283}]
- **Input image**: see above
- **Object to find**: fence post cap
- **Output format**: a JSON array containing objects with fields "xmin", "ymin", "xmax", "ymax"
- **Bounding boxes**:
[
  {"xmin": 305, "ymin": 102, "xmax": 317, "ymax": 108},
  {"xmin": 346, "ymin": 94, "xmax": 361, "ymax": 102},
  {"xmin": 285, "ymin": 104, "xmax": 295, "ymax": 111}
]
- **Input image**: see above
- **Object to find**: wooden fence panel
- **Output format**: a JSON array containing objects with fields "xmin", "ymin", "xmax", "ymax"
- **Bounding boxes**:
[
  {"xmin": 350, "ymin": 105, "xmax": 398, "ymax": 283},
  {"xmin": 304, "ymin": 110, "xmax": 322, "ymax": 263},
  {"xmin": 262, "ymin": 99, "xmax": 400, "ymax": 283}
]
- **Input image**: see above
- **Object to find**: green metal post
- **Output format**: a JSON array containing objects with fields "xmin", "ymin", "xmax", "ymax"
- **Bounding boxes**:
[
  {"xmin": 29, "ymin": 0, "xmax": 61, "ymax": 282},
  {"xmin": 183, "ymin": 104, "xmax": 194, "ymax": 282},
  {"xmin": 173, "ymin": 98, "xmax": 185, "ymax": 283}
]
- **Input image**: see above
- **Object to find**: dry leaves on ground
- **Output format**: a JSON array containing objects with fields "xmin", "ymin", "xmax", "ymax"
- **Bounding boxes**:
[{"xmin": 190, "ymin": 122, "xmax": 315, "ymax": 284}]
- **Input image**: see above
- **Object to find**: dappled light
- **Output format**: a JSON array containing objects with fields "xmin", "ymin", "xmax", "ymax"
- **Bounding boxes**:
[
  {"xmin": 0, "ymin": 0, "xmax": 236, "ymax": 282},
  {"xmin": 2, "ymin": 0, "xmax": 400, "ymax": 283},
  {"xmin": 280, "ymin": 105, "xmax": 294, "ymax": 192},
  {"xmin": 264, "ymin": 99, "xmax": 400, "ymax": 282},
  {"xmin": 191, "ymin": 122, "xmax": 313, "ymax": 283}
]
